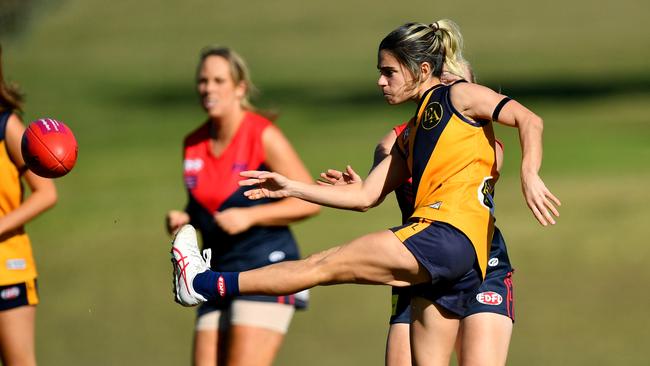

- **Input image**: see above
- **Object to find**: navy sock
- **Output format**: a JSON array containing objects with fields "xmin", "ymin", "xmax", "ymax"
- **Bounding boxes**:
[{"xmin": 193, "ymin": 270, "xmax": 240, "ymax": 300}]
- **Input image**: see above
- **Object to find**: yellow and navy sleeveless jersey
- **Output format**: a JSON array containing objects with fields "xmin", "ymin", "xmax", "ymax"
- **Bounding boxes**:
[
  {"xmin": 0, "ymin": 111, "xmax": 38, "ymax": 286},
  {"xmin": 396, "ymin": 83, "xmax": 498, "ymax": 278}
]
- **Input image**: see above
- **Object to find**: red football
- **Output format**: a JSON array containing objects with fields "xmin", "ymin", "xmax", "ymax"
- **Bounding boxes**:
[{"xmin": 21, "ymin": 118, "xmax": 78, "ymax": 178}]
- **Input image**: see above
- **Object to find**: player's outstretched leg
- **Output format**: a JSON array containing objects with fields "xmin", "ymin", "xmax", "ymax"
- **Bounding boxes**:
[
  {"xmin": 171, "ymin": 225, "xmax": 428, "ymax": 306},
  {"xmin": 171, "ymin": 225, "xmax": 210, "ymax": 306}
]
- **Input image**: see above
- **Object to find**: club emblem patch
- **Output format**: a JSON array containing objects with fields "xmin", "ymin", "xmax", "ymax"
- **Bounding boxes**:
[{"xmin": 421, "ymin": 102, "xmax": 443, "ymax": 130}]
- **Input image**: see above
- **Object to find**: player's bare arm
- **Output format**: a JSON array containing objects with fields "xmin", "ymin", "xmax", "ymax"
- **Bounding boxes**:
[
  {"xmin": 240, "ymin": 144, "xmax": 409, "ymax": 211},
  {"xmin": 0, "ymin": 115, "xmax": 57, "ymax": 237},
  {"xmin": 450, "ymin": 82, "xmax": 561, "ymax": 226}
]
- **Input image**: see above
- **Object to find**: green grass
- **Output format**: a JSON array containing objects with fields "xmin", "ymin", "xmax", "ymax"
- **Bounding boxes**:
[{"xmin": 2, "ymin": 0, "xmax": 650, "ymax": 364}]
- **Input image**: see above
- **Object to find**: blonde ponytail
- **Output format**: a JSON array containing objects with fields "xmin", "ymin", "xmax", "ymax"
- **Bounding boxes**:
[{"xmin": 378, "ymin": 19, "xmax": 468, "ymax": 87}]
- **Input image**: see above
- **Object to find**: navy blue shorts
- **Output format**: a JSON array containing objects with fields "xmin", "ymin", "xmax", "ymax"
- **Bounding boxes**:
[
  {"xmin": 391, "ymin": 220, "xmax": 482, "ymax": 317},
  {"xmin": 198, "ymin": 291, "xmax": 309, "ymax": 318},
  {"xmin": 389, "ymin": 227, "xmax": 515, "ymax": 324},
  {"xmin": 0, "ymin": 279, "xmax": 38, "ymax": 311},
  {"xmin": 464, "ymin": 228, "xmax": 515, "ymax": 320}
]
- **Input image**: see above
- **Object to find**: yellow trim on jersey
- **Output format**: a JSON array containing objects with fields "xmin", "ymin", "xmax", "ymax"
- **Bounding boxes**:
[
  {"xmin": 25, "ymin": 278, "xmax": 39, "ymax": 305},
  {"xmin": 393, "ymin": 220, "xmax": 431, "ymax": 242}
]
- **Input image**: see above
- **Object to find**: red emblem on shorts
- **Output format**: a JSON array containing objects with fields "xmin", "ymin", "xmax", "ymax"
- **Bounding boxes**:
[
  {"xmin": 476, "ymin": 291, "xmax": 502, "ymax": 305},
  {"xmin": 217, "ymin": 276, "xmax": 226, "ymax": 297}
]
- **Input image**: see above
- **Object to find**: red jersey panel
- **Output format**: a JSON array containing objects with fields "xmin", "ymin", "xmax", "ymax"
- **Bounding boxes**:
[{"xmin": 183, "ymin": 112, "xmax": 270, "ymax": 213}]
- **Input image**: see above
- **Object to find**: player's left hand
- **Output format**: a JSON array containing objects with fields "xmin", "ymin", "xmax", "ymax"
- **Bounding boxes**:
[
  {"xmin": 239, "ymin": 170, "xmax": 292, "ymax": 200},
  {"xmin": 521, "ymin": 172, "xmax": 561, "ymax": 226},
  {"xmin": 317, "ymin": 165, "xmax": 362, "ymax": 186},
  {"xmin": 214, "ymin": 208, "xmax": 252, "ymax": 235}
]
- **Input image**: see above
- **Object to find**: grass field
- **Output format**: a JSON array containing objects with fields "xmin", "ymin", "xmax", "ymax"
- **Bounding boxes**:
[{"xmin": 3, "ymin": 0, "xmax": 650, "ymax": 364}]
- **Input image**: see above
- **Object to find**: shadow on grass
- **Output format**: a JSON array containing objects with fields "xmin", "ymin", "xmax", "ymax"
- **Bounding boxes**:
[{"xmin": 108, "ymin": 73, "xmax": 650, "ymax": 111}]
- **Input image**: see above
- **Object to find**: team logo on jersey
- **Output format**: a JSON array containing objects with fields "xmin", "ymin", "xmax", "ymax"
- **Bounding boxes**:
[
  {"xmin": 184, "ymin": 158, "xmax": 204, "ymax": 173},
  {"xmin": 401, "ymin": 126, "xmax": 411, "ymax": 159},
  {"xmin": 6, "ymin": 259, "xmax": 26, "ymax": 270},
  {"xmin": 184, "ymin": 175, "xmax": 198, "ymax": 189},
  {"xmin": 488, "ymin": 257, "xmax": 499, "ymax": 267},
  {"xmin": 1, "ymin": 286, "xmax": 20, "ymax": 300},
  {"xmin": 477, "ymin": 176, "xmax": 495, "ymax": 215},
  {"xmin": 268, "ymin": 251, "xmax": 286, "ymax": 263},
  {"xmin": 421, "ymin": 102, "xmax": 443, "ymax": 130},
  {"xmin": 476, "ymin": 291, "xmax": 502, "ymax": 305},
  {"xmin": 428, "ymin": 201, "xmax": 443, "ymax": 210},
  {"xmin": 402, "ymin": 126, "xmax": 411, "ymax": 142},
  {"xmin": 232, "ymin": 162, "xmax": 247, "ymax": 173}
]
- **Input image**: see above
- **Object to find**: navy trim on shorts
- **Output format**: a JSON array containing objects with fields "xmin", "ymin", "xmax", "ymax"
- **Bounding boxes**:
[{"xmin": 0, "ymin": 280, "xmax": 38, "ymax": 311}]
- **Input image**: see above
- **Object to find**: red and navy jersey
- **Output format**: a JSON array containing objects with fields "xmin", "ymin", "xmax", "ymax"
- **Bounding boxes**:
[
  {"xmin": 392, "ymin": 122, "xmax": 414, "ymax": 224},
  {"xmin": 182, "ymin": 112, "xmax": 301, "ymax": 274}
]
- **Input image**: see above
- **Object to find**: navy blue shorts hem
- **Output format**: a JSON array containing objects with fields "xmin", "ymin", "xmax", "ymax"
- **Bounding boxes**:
[{"xmin": 0, "ymin": 280, "xmax": 38, "ymax": 311}]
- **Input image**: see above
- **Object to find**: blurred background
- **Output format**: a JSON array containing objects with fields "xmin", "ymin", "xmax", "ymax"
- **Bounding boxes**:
[{"xmin": 1, "ymin": 0, "xmax": 649, "ymax": 364}]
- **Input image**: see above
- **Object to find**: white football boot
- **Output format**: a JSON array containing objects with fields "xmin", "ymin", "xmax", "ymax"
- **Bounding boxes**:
[{"xmin": 171, "ymin": 224, "xmax": 211, "ymax": 306}]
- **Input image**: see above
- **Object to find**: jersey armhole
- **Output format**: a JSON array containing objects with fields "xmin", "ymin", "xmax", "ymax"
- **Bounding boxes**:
[
  {"xmin": 0, "ymin": 111, "xmax": 11, "ymax": 141},
  {"xmin": 444, "ymin": 85, "xmax": 487, "ymax": 127},
  {"xmin": 0, "ymin": 111, "xmax": 28, "ymax": 173}
]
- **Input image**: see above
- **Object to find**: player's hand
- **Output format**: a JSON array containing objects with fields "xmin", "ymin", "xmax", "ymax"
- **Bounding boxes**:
[
  {"xmin": 521, "ymin": 172, "xmax": 561, "ymax": 226},
  {"xmin": 317, "ymin": 165, "xmax": 362, "ymax": 186},
  {"xmin": 239, "ymin": 170, "xmax": 292, "ymax": 200},
  {"xmin": 166, "ymin": 210, "xmax": 190, "ymax": 235},
  {"xmin": 214, "ymin": 207, "xmax": 252, "ymax": 235}
]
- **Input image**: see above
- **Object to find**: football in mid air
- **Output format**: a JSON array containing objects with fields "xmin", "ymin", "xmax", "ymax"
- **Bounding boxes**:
[{"xmin": 21, "ymin": 118, "xmax": 78, "ymax": 178}]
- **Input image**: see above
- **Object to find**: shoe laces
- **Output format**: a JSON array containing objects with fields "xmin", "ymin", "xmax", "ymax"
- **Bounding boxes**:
[{"xmin": 202, "ymin": 249, "xmax": 212, "ymax": 268}]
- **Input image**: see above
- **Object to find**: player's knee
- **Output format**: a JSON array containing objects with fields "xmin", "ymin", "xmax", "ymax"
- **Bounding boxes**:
[{"xmin": 303, "ymin": 248, "xmax": 351, "ymax": 285}]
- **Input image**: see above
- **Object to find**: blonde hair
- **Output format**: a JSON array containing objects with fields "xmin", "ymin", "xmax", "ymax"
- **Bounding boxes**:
[
  {"xmin": 0, "ymin": 44, "xmax": 23, "ymax": 113},
  {"xmin": 197, "ymin": 46, "xmax": 258, "ymax": 112},
  {"xmin": 379, "ymin": 19, "xmax": 467, "ymax": 88}
]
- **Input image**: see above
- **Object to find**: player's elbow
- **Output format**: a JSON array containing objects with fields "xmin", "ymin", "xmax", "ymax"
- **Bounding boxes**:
[
  {"xmin": 44, "ymin": 189, "xmax": 58, "ymax": 210},
  {"xmin": 286, "ymin": 202, "xmax": 321, "ymax": 222},
  {"xmin": 352, "ymin": 195, "xmax": 375, "ymax": 212},
  {"xmin": 303, "ymin": 202, "xmax": 321, "ymax": 217},
  {"xmin": 35, "ymin": 187, "xmax": 57, "ymax": 212},
  {"xmin": 354, "ymin": 205, "xmax": 370, "ymax": 212},
  {"xmin": 527, "ymin": 113, "xmax": 544, "ymax": 132}
]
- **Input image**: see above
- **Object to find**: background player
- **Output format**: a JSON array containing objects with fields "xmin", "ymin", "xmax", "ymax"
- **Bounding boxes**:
[
  {"xmin": 165, "ymin": 46, "xmax": 320, "ymax": 366},
  {"xmin": 0, "ymin": 44, "xmax": 58, "ymax": 366},
  {"xmin": 172, "ymin": 20, "xmax": 559, "ymax": 365}
]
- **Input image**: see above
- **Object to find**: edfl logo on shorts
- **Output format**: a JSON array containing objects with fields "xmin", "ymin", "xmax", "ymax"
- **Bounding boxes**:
[{"xmin": 476, "ymin": 291, "xmax": 502, "ymax": 305}]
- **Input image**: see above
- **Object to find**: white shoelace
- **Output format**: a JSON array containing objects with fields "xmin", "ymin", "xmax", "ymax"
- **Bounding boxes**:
[{"xmin": 202, "ymin": 249, "xmax": 212, "ymax": 269}]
